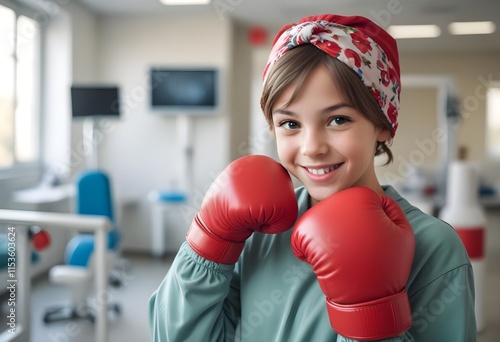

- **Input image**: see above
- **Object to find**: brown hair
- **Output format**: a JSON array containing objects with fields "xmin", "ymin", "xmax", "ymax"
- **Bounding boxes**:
[{"xmin": 260, "ymin": 44, "xmax": 394, "ymax": 165}]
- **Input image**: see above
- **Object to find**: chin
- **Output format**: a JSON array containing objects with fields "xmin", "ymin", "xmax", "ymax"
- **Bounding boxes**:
[
  {"xmin": 309, "ymin": 189, "xmax": 338, "ymax": 204},
  {"xmin": 308, "ymin": 184, "xmax": 352, "ymax": 204}
]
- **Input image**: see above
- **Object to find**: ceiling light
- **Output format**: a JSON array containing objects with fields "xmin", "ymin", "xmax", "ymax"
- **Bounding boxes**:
[
  {"xmin": 387, "ymin": 25, "xmax": 441, "ymax": 39},
  {"xmin": 448, "ymin": 21, "xmax": 496, "ymax": 35},
  {"xmin": 159, "ymin": 0, "xmax": 211, "ymax": 5}
]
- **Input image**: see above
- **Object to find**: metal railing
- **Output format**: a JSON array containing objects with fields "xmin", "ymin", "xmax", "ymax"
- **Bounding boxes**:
[{"xmin": 0, "ymin": 209, "xmax": 111, "ymax": 342}]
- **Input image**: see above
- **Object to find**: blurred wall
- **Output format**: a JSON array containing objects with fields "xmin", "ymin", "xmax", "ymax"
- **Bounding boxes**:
[{"xmin": 68, "ymin": 11, "xmax": 233, "ymax": 252}]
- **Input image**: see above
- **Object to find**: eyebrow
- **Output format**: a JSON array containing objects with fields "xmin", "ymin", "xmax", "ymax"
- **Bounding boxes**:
[{"xmin": 273, "ymin": 103, "xmax": 353, "ymax": 116}]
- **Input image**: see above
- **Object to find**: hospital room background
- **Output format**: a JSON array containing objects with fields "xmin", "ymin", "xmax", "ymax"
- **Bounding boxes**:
[{"xmin": 0, "ymin": 0, "xmax": 499, "ymax": 341}]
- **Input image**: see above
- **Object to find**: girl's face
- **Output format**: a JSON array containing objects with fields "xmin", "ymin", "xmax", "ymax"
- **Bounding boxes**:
[{"xmin": 272, "ymin": 65, "xmax": 390, "ymax": 205}]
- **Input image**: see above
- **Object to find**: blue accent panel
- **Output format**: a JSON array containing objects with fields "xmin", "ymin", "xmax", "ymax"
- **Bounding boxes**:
[
  {"xmin": 157, "ymin": 191, "xmax": 186, "ymax": 203},
  {"xmin": 0, "ymin": 234, "xmax": 42, "ymax": 269},
  {"xmin": 65, "ymin": 234, "xmax": 95, "ymax": 266},
  {"xmin": 76, "ymin": 170, "xmax": 114, "ymax": 221},
  {"xmin": 31, "ymin": 251, "xmax": 40, "ymax": 263},
  {"xmin": 107, "ymin": 229, "xmax": 121, "ymax": 250},
  {"xmin": 62, "ymin": 170, "xmax": 122, "ymax": 268},
  {"xmin": 64, "ymin": 229, "xmax": 121, "ymax": 266},
  {"xmin": 0, "ymin": 234, "xmax": 8, "ymax": 269}
]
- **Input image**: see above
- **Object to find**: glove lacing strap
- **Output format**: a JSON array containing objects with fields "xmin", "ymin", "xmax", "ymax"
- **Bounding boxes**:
[
  {"xmin": 186, "ymin": 215, "xmax": 245, "ymax": 265},
  {"xmin": 327, "ymin": 288, "xmax": 412, "ymax": 341}
]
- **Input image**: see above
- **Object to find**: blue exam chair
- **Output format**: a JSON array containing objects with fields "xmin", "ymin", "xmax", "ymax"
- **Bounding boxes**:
[{"xmin": 43, "ymin": 170, "xmax": 122, "ymax": 323}]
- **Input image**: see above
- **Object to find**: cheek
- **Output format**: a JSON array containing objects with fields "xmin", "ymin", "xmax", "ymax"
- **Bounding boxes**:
[
  {"xmin": 337, "ymin": 131, "xmax": 376, "ymax": 161},
  {"xmin": 357, "ymin": 135, "xmax": 379, "ymax": 163},
  {"xmin": 275, "ymin": 138, "xmax": 289, "ymax": 158},
  {"xmin": 275, "ymin": 135, "xmax": 296, "ymax": 163}
]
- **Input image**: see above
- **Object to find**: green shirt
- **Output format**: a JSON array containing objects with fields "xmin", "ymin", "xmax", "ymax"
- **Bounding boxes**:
[{"xmin": 149, "ymin": 185, "xmax": 476, "ymax": 341}]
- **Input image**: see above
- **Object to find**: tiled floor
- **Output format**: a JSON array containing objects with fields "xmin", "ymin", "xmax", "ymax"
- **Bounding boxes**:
[
  {"xmin": 27, "ymin": 254, "xmax": 172, "ymax": 342},
  {"xmin": 4, "ymin": 208, "xmax": 500, "ymax": 341}
]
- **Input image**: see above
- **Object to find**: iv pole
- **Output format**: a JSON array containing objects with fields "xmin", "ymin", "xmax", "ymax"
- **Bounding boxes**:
[{"xmin": 83, "ymin": 116, "xmax": 99, "ymax": 169}]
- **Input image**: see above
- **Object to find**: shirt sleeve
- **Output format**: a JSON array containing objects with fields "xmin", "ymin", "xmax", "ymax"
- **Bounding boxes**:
[
  {"xmin": 148, "ymin": 242, "xmax": 242, "ymax": 342},
  {"xmin": 407, "ymin": 264, "xmax": 476, "ymax": 341},
  {"xmin": 335, "ymin": 264, "xmax": 476, "ymax": 342}
]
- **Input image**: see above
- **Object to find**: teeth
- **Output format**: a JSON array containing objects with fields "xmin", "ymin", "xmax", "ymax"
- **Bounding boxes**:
[{"xmin": 307, "ymin": 166, "xmax": 336, "ymax": 175}]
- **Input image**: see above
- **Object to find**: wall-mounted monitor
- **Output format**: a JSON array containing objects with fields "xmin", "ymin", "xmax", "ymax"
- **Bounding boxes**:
[
  {"xmin": 71, "ymin": 85, "xmax": 120, "ymax": 118},
  {"xmin": 150, "ymin": 68, "xmax": 219, "ymax": 115}
]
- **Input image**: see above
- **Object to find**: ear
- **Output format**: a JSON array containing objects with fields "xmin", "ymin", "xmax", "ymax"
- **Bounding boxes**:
[{"xmin": 376, "ymin": 128, "xmax": 391, "ymax": 143}]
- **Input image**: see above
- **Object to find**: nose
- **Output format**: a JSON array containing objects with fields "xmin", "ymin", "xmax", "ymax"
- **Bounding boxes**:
[{"xmin": 300, "ymin": 128, "xmax": 328, "ymax": 157}]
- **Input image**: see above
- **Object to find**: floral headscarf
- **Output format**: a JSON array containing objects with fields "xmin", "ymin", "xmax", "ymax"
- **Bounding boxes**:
[{"xmin": 263, "ymin": 14, "xmax": 401, "ymax": 137}]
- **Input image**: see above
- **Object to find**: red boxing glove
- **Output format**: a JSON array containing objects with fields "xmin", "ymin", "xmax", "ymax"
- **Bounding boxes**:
[
  {"xmin": 291, "ymin": 187, "xmax": 415, "ymax": 341},
  {"xmin": 186, "ymin": 155, "xmax": 298, "ymax": 264}
]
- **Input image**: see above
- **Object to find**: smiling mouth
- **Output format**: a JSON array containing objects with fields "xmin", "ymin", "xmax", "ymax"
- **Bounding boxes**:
[{"xmin": 305, "ymin": 163, "xmax": 343, "ymax": 175}]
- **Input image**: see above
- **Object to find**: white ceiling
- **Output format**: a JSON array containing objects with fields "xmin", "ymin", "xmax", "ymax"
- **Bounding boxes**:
[{"xmin": 19, "ymin": 0, "xmax": 500, "ymax": 54}]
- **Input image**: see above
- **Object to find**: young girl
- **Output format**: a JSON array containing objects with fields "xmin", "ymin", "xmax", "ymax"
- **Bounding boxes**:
[{"xmin": 149, "ymin": 14, "xmax": 476, "ymax": 341}]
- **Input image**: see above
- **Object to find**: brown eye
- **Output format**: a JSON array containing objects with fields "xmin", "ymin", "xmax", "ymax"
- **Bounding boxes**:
[
  {"xmin": 280, "ymin": 121, "xmax": 300, "ymax": 130},
  {"xmin": 329, "ymin": 116, "xmax": 350, "ymax": 126}
]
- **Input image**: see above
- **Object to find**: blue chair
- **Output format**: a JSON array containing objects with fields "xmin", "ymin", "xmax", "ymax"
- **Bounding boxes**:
[{"xmin": 43, "ymin": 170, "xmax": 122, "ymax": 323}]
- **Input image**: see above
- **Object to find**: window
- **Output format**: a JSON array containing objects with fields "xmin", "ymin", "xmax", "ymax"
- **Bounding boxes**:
[
  {"xmin": 0, "ymin": 2, "xmax": 40, "ymax": 170},
  {"xmin": 487, "ymin": 86, "xmax": 500, "ymax": 160}
]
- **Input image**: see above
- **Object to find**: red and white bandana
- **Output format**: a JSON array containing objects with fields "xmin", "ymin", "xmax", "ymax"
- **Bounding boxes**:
[{"xmin": 263, "ymin": 14, "xmax": 401, "ymax": 137}]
